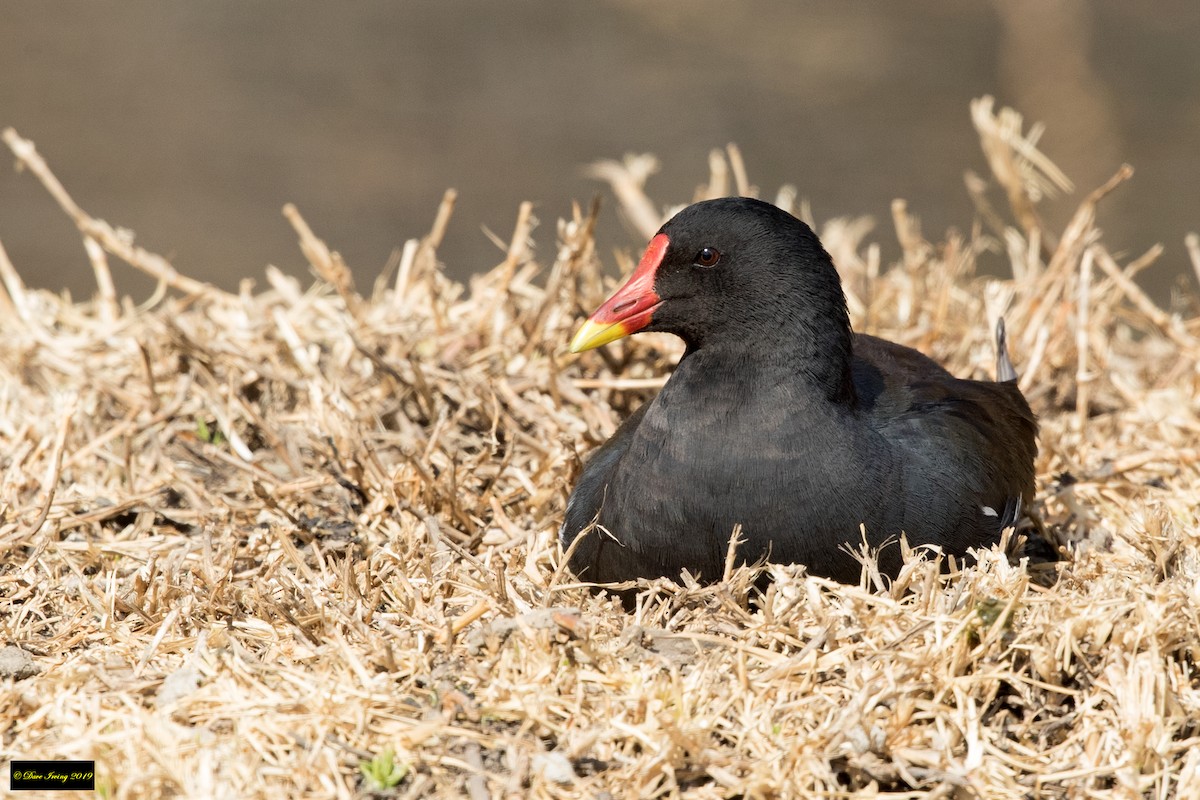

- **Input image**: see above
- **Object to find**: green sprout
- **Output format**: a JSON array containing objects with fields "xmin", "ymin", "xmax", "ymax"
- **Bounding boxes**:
[
  {"xmin": 195, "ymin": 416, "xmax": 226, "ymax": 445},
  {"xmin": 360, "ymin": 746, "xmax": 410, "ymax": 790}
]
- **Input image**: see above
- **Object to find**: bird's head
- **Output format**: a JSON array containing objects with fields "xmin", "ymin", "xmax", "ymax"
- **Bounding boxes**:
[{"xmin": 570, "ymin": 197, "xmax": 850, "ymax": 356}]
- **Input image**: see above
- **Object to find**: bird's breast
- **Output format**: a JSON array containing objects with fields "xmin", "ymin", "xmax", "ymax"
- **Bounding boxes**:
[{"xmin": 601, "ymin": 388, "xmax": 897, "ymax": 574}]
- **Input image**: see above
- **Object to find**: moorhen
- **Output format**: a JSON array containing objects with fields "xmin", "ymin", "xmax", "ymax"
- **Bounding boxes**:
[{"xmin": 561, "ymin": 197, "xmax": 1036, "ymax": 589}]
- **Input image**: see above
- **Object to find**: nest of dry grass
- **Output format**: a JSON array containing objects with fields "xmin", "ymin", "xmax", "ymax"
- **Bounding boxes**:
[{"xmin": 2, "ymin": 98, "xmax": 1199, "ymax": 798}]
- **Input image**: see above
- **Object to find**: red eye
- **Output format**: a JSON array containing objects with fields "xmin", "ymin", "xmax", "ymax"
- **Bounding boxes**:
[{"xmin": 694, "ymin": 247, "xmax": 721, "ymax": 268}]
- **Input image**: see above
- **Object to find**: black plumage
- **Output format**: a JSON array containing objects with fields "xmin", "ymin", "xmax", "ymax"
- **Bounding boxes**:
[{"xmin": 561, "ymin": 197, "xmax": 1037, "ymax": 588}]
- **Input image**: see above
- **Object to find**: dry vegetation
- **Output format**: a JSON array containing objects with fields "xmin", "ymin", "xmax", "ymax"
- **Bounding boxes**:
[{"xmin": 2, "ymin": 98, "xmax": 1199, "ymax": 798}]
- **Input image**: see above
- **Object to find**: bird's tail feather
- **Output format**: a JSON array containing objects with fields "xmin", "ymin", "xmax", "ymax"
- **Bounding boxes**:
[{"xmin": 995, "ymin": 317, "xmax": 1017, "ymax": 382}]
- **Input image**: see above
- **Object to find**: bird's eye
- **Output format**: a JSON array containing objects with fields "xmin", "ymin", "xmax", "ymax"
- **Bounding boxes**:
[{"xmin": 694, "ymin": 247, "xmax": 721, "ymax": 268}]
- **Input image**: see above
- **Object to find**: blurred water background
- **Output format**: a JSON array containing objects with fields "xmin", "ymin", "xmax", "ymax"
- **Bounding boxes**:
[{"xmin": 2, "ymin": 1, "xmax": 1197, "ymax": 301}]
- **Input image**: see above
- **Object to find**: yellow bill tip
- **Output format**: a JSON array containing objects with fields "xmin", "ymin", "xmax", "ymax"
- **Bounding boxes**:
[{"xmin": 569, "ymin": 318, "xmax": 629, "ymax": 353}]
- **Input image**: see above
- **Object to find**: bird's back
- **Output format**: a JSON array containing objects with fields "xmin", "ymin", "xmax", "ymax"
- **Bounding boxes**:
[{"xmin": 850, "ymin": 333, "xmax": 1037, "ymax": 554}]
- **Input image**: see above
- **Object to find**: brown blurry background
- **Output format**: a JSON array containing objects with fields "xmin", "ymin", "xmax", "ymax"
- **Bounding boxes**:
[{"xmin": 1, "ymin": 1, "xmax": 1198, "ymax": 300}]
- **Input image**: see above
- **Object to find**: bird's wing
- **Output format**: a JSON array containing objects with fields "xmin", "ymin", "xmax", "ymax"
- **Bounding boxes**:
[{"xmin": 850, "ymin": 333, "xmax": 1037, "ymax": 537}]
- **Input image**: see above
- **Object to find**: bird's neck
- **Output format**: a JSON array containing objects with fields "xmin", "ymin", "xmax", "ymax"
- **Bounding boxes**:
[{"xmin": 682, "ymin": 317, "xmax": 856, "ymax": 406}]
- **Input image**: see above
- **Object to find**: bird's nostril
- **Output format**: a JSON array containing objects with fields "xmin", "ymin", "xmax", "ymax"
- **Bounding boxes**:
[{"xmin": 612, "ymin": 299, "xmax": 636, "ymax": 315}]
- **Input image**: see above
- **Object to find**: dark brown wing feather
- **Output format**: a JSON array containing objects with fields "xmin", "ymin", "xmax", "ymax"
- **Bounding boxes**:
[{"xmin": 851, "ymin": 332, "xmax": 1037, "ymax": 537}]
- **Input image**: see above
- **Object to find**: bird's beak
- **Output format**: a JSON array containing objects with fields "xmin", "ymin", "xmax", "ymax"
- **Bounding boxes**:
[{"xmin": 570, "ymin": 233, "xmax": 668, "ymax": 353}]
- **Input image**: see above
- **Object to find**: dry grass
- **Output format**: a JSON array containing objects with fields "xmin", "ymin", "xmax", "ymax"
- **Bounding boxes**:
[{"xmin": 2, "ymin": 97, "xmax": 1199, "ymax": 798}]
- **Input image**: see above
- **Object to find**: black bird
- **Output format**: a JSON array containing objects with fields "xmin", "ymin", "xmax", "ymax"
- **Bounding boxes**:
[{"xmin": 561, "ymin": 197, "xmax": 1036, "ymax": 589}]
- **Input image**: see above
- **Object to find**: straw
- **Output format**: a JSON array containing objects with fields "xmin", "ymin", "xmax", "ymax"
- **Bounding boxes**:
[{"xmin": 1, "ymin": 97, "xmax": 1197, "ymax": 798}]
